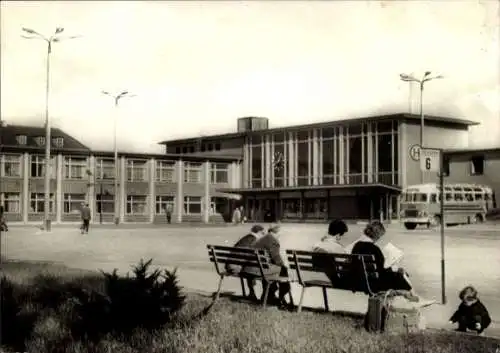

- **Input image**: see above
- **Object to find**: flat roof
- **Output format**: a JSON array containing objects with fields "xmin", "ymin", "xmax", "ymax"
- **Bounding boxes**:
[
  {"xmin": 89, "ymin": 150, "xmax": 240, "ymax": 162},
  {"xmin": 158, "ymin": 113, "xmax": 479, "ymax": 145},
  {"xmin": 444, "ymin": 147, "xmax": 500, "ymax": 155}
]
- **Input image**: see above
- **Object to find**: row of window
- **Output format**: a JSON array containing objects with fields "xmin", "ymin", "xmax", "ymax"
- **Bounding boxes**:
[
  {"xmin": 0, "ymin": 155, "xmax": 230, "ymax": 184},
  {"xmin": 1, "ymin": 193, "xmax": 215, "ymax": 216},
  {"xmin": 174, "ymin": 142, "xmax": 222, "ymax": 154},
  {"xmin": 249, "ymin": 126, "xmax": 399, "ymax": 187},
  {"xmin": 14, "ymin": 135, "xmax": 64, "ymax": 148}
]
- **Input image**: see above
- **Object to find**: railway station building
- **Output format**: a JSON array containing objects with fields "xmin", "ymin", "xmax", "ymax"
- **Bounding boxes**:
[{"xmin": 160, "ymin": 113, "xmax": 495, "ymax": 222}]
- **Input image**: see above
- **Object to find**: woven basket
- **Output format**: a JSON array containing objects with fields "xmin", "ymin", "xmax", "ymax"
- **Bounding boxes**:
[{"xmin": 384, "ymin": 291, "xmax": 426, "ymax": 335}]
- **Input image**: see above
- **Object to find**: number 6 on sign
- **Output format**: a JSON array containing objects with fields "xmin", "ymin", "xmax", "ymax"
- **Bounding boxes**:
[{"xmin": 420, "ymin": 148, "xmax": 441, "ymax": 173}]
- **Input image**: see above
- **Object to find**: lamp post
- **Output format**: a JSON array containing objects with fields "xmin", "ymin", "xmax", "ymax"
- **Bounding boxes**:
[
  {"xmin": 101, "ymin": 91, "xmax": 135, "ymax": 225},
  {"xmin": 400, "ymin": 71, "xmax": 443, "ymax": 182},
  {"xmin": 22, "ymin": 27, "xmax": 79, "ymax": 231}
]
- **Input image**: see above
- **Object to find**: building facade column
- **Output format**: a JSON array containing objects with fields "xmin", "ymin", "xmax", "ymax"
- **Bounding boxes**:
[
  {"xmin": 399, "ymin": 122, "xmax": 407, "ymax": 189},
  {"xmin": 339, "ymin": 126, "xmax": 345, "ymax": 184},
  {"xmin": 149, "ymin": 158, "xmax": 155, "ymax": 223},
  {"xmin": 287, "ymin": 132, "xmax": 294, "ymax": 187},
  {"xmin": 318, "ymin": 130, "xmax": 323, "ymax": 185},
  {"xmin": 55, "ymin": 154, "xmax": 63, "ymax": 223},
  {"xmin": 265, "ymin": 135, "xmax": 271, "ymax": 188},
  {"xmin": 22, "ymin": 153, "xmax": 29, "ymax": 223},
  {"xmin": 175, "ymin": 160, "xmax": 184, "ymax": 223},
  {"xmin": 119, "ymin": 156, "xmax": 126, "ymax": 223},
  {"xmin": 203, "ymin": 161, "xmax": 210, "ymax": 223},
  {"xmin": 242, "ymin": 141, "xmax": 249, "ymax": 188},
  {"xmin": 374, "ymin": 124, "xmax": 379, "ymax": 183},
  {"xmin": 312, "ymin": 129, "xmax": 319, "ymax": 185},
  {"xmin": 88, "ymin": 155, "xmax": 95, "ymax": 221},
  {"xmin": 333, "ymin": 130, "xmax": 338, "ymax": 184},
  {"xmin": 367, "ymin": 123, "xmax": 374, "ymax": 183}
]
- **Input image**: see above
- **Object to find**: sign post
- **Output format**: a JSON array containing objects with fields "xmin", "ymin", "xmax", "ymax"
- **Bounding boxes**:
[{"xmin": 420, "ymin": 148, "xmax": 446, "ymax": 305}]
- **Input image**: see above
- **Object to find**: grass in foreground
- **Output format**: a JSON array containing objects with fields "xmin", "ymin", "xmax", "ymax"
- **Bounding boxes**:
[{"xmin": 1, "ymin": 260, "xmax": 499, "ymax": 353}]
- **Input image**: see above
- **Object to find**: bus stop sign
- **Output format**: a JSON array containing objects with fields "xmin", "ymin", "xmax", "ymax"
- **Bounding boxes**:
[
  {"xmin": 409, "ymin": 144, "xmax": 421, "ymax": 161},
  {"xmin": 420, "ymin": 148, "xmax": 441, "ymax": 172}
]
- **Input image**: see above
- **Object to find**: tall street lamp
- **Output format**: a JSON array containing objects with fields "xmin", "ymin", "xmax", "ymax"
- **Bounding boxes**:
[
  {"xmin": 400, "ymin": 71, "xmax": 444, "ymax": 182},
  {"xmin": 101, "ymin": 90, "xmax": 135, "ymax": 225},
  {"xmin": 22, "ymin": 27, "xmax": 79, "ymax": 231}
]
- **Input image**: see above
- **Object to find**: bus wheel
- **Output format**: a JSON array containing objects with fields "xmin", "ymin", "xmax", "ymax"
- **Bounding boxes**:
[
  {"xmin": 432, "ymin": 215, "xmax": 441, "ymax": 227},
  {"xmin": 474, "ymin": 214, "xmax": 484, "ymax": 223},
  {"xmin": 404, "ymin": 222, "xmax": 417, "ymax": 230}
]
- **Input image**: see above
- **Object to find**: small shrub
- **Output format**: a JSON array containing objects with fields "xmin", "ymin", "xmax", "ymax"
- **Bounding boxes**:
[{"xmin": 71, "ymin": 258, "xmax": 186, "ymax": 340}]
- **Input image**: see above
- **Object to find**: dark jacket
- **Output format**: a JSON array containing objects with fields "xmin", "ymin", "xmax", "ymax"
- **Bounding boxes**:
[
  {"xmin": 225, "ymin": 233, "xmax": 258, "ymax": 274},
  {"xmin": 242, "ymin": 233, "xmax": 283, "ymax": 276},
  {"xmin": 450, "ymin": 300, "xmax": 491, "ymax": 332},
  {"xmin": 81, "ymin": 207, "xmax": 91, "ymax": 221},
  {"xmin": 234, "ymin": 233, "xmax": 258, "ymax": 248},
  {"xmin": 351, "ymin": 240, "xmax": 412, "ymax": 293}
]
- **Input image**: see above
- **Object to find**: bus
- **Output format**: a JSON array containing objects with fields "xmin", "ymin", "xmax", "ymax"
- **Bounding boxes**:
[{"xmin": 400, "ymin": 183, "xmax": 496, "ymax": 230}]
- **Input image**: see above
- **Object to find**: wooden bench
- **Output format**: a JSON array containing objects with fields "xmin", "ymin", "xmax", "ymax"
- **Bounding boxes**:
[
  {"xmin": 207, "ymin": 244, "xmax": 293, "ymax": 308},
  {"xmin": 286, "ymin": 250, "xmax": 379, "ymax": 313}
]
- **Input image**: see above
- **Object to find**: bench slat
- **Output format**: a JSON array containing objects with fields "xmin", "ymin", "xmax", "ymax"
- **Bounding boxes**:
[
  {"xmin": 209, "ymin": 257, "xmax": 270, "ymax": 269},
  {"xmin": 287, "ymin": 254, "xmax": 376, "ymax": 265},
  {"xmin": 212, "ymin": 251, "xmax": 266, "ymax": 262},
  {"xmin": 207, "ymin": 245, "xmax": 265, "ymax": 254}
]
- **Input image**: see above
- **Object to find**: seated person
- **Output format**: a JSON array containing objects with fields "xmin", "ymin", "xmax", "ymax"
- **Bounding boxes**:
[
  {"xmin": 311, "ymin": 219, "xmax": 349, "ymax": 286},
  {"xmin": 350, "ymin": 221, "xmax": 413, "ymax": 294},
  {"xmin": 226, "ymin": 224, "xmax": 266, "ymax": 301},
  {"xmin": 313, "ymin": 219, "xmax": 349, "ymax": 253},
  {"xmin": 243, "ymin": 224, "xmax": 290, "ymax": 307}
]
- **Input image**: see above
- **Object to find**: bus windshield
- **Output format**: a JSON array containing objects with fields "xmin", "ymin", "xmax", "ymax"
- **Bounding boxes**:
[{"xmin": 403, "ymin": 193, "xmax": 428, "ymax": 203}]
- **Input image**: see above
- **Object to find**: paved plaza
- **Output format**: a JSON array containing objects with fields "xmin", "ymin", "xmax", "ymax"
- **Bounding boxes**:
[{"xmin": 2, "ymin": 223, "xmax": 499, "ymax": 336}]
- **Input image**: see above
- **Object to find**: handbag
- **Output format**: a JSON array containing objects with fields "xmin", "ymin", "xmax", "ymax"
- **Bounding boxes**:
[{"xmin": 365, "ymin": 289, "xmax": 426, "ymax": 334}]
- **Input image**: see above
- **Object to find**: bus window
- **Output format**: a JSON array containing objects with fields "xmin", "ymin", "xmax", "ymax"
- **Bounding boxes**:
[
  {"xmin": 474, "ymin": 193, "xmax": 483, "ymax": 201},
  {"xmin": 464, "ymin": 193, "xmax": 473, "ymax": 202},
  {"xmin": 454, "ymin": 193, "xmax": 464, "ymax": 202},
  {"xmin": 415, "ymin": 193, "xmax": 428, "ymax": 202},
  {"xmin": 445, "ymin": 193, "xmax": 453, "ymax": 201},
  {"xmin": 430, "ymin": 193, "xmax": 437, "ymax": 203}
]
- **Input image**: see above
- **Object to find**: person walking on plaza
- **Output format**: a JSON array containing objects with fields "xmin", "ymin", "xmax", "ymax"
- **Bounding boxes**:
[
  {"xmin": 80, "ymin": 203, "xmax": 91, "ymax": 235},
  {"xmin": 165, "ymin": 204, "xmax": 172, "ymax": 224},
  {"xmin": 232, "ymin": 206, "xmax": 241, "ymax": 225}
]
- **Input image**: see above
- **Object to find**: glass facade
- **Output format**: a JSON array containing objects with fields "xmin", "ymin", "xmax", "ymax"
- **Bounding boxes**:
[{"xmin": 245, "ymin": 119, "xmax": 400, "ymax": 188}]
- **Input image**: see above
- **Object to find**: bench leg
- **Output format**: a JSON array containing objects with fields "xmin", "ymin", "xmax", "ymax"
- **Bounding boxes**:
[
  {"xmin": 239, "ymin": 277, "xmax": 247, "ymax": 297},
  {"xmin": 297, "ymin": 286, "xmax": 306, "ymax": 313},
  {"xmin": 322, "ymin": 287, "xmax": 329, "ymax": 312},
  {"xmin": 214, "ymin": 275, "xmax": 225, "ymax": 301},
  {"xmin": 261, "ymin": 281, "xmax": 270, "ymax": 308}
]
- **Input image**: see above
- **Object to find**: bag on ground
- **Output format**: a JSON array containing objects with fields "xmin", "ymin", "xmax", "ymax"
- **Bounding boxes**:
[{"xmin": 365, "ymin": 290, "xmax": 426, "ymax": 334}]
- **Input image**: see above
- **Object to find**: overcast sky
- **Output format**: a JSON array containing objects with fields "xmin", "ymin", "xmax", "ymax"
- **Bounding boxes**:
[{"xmin": 1, "ymin": 1, "xmax": 499, "ymax": 152}]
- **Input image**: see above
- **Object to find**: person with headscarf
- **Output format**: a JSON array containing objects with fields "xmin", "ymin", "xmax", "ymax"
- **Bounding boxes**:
[{"xmin": 350, "ymin": 221, "xmax": 413, "ymax": 293}]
